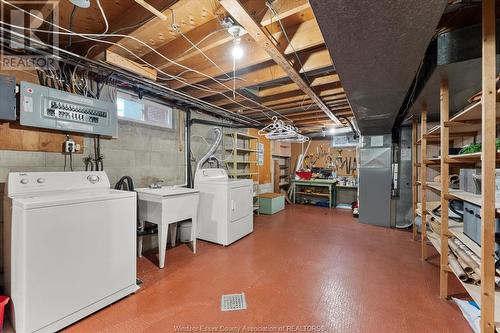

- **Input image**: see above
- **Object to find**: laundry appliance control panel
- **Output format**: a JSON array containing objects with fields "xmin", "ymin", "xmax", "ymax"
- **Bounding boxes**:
[{"xmin": 7, "ymin": 171, "xmax": 110, "ymax": 197}]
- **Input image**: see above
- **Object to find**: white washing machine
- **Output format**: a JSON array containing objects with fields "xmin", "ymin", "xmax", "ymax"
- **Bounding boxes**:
[
  {"xmin": 194, "ymin": 168, "xmax": 253, "ymax": 246},
  {"xmin": 3, "ymin": 171, "xmax": 138, "ymax": 333}
]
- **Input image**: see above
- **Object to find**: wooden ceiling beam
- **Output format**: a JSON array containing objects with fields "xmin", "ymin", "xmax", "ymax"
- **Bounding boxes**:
[
  {"xmin": 250, "ymin": 105, "xmax": 351, "ymax": 120},
  {"xmin": 181, "ymin": 48, "xmax": 332, "ymax": 100},
  {"xmin": 260, "ymin": 0, "xmax": 310, "ymax": 26},
  {"xmin": 75, "ymin": 0, "xmax": 178, "ymax": 58},
  {"xmin": 166, "ymin": 18, "xmax": 324, "ymax": 90},
  {"xmin": 257, "ymin": 73, "xmax": 339, "ymax": 97},
  {"xmin": 219, "ymin": 0, "xmax": 341, "ymax": 126},
  {"xmin": 143, "ymin": 19, "xmax": 230, "ymax": 68},
  {"xmin": 211, "ymin": 81, "xmax": 341, "ymax": 108},
  {"xmin": 294, "ymin": 119, "xmax": 339, "ymax": 125},
  {"xmin": 221, "ymin": 92, "xmax": 348, "ymax": 114},
  {"xmin": 289, "ymin": 110, "xmax": 352, "ymax": 122},
  {"xmin": 141, "ymin": 0, "xmax": 317, "ymax": 75}
]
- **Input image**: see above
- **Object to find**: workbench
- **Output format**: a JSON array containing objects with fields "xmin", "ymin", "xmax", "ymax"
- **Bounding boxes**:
[{"xmin": 291, "ymin": 179, "xmax": 337, "ymax": 208}]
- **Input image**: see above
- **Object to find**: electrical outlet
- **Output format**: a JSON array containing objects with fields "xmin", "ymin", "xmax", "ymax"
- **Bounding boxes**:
[
  {"xmin": 64, "ymin": 138, "xmax": 76, "ymax": 153},
  {"xmin": 75, "ymin": 143, "xmax": 81, "ymax": 151}
]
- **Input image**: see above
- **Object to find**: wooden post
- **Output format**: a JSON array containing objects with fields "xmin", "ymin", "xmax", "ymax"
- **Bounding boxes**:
[
  {"xmin": 420, "ymin": 105, "xmax": 428, "ymax": 261},
  {"xmin": 481, "ymin": 0, "xmax": 496, "ymax": 331},
  {"xmin": 412, "ymin": 118, "xmax": 418, "ymax": 241},
  {"xmin": 439, "ymin": 79, "xmax": 450, "ymax": 299}
]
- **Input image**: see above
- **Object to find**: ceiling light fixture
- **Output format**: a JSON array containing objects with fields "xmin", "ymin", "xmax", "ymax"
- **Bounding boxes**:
[
  {"xmin": 328, "ymin": 126, "xmax": 340, "ymax": 135},
  {"xmin": 69, "ymin": 0, "xmax": 90, "ymax": 8},
  {"xmin": 228, "ymin": 25, "xmax": 245, "ymax": 60},
  {"xmin": 231, "ymin": 41, "xmax": 243, "ymax": 60}
]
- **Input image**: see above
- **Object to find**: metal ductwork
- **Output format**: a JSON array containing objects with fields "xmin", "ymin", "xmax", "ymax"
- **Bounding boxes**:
[{"xmin": 309, "ymin": 0, "xmax": 447, "ymax": 135}]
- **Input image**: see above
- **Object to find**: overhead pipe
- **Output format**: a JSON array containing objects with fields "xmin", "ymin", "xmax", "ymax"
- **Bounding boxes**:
[
  {"xmin": 189, "ymin": 117, "xmax": 261, "ymax": 128},
  {"xmin": 0, "ymin": 27, "xmax": 262, "ymax": 127},
  {"xmin": 185, "ymin": 109, "xmax": 193, "ymax": 188}
]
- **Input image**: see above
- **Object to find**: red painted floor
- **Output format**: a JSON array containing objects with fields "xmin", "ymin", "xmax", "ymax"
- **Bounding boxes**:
[{"xmin": 64, "ymin": 205, "xmax": 470, "ymax": 333}]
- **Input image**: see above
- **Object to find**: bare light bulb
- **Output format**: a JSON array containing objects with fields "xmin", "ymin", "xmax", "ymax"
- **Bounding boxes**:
[
  {"xmin": 232, "ymin": 44, "xmax": 243, "ymax": 59},
  {"xmin": 328, "ymin": 127, "xmax": 339, "ymax": 135}
]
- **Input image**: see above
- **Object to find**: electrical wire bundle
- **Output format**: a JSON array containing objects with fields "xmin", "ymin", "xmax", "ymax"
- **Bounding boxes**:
[
  {"xmin": 0, "ymin": 0, "xmax": 300, "ymax": 124},
  {"xmin": 84, "ymin": 136, "xmax": 104, "ymax": 171}
]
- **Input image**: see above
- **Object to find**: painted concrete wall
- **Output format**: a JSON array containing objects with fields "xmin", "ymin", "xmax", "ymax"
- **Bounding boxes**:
[
  {"xmin": 0, "ymin": 109, "xmax": 228, "ymax": 275},
  {"xmin": 0, "ymin": 109, "xmax": 272, "ymax": 278}
]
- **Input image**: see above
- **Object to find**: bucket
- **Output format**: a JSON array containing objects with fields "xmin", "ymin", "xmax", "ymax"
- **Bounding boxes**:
[
  {"xmin": 0, "ymin": 295, "xmax": 10, "ymax": 332},
  {"xmin": 296, "ymin": 171, "xmax": 312, "ymax": 180},
  {"xmin": 179, "ymin": 221, "xmax": 192, "ymax": 243}
]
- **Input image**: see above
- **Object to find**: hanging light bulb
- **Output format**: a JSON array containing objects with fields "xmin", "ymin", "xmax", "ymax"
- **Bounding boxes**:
[
  {"xmin": 232, "ymin": 38, "xmax": 244, "ymax": 59},
  {"xmin": 228, "ymin": 25, "xmax": 245, "ymax": 60}
]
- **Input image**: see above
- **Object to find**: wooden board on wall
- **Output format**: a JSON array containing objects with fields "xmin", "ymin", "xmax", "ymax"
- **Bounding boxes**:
[
  {"xmin": 0, "ymin": 122, "xmax": 84, "ymax": 153},
  {"xmin": 248, "ymin": 128, "xmax": 271, "ymax": 184},
  {"xmin": 291, "ymin": 139, "xmax": 357, "ymax": 176},
  {"xmin": 0, "ymin": 70, "xmax": 85, "ymax": 153}
]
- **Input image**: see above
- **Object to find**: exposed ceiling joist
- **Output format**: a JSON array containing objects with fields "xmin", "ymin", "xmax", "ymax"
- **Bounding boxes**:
[
  {"xmin": 223, "ymin": 94, "xmax": 347, "ymax": 115},
  {"xmin": 257, "ymin": 73, "xmax": 339, "ymax": 97},
  {"xmin": 260, "ymin": 0, "xmax": 310, "ymax": 26},
  {"xmin": 165, "ymin": 19, "xmax": 324, "ymax": 91},
  {"xmin": 219, "ymin": 0, "xmax": 341, "ymax": 126},
  {"xmin": 181, "ymin": 47, "xmax": 333, "ymax": 99},
  {"xmin": 78, "ymin": 0, "xmax": 178, "ymax": 58}
]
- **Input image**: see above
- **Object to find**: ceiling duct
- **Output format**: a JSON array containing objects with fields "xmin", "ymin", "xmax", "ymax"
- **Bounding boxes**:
[{"xmin": 309, "ymin": 0, "xmax": 447, "ymax": 135}]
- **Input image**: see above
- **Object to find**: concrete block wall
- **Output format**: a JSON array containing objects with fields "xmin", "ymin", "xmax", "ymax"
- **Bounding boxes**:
[
  {"xmin": 0, "ymin": 109, "xmax": 271, "ymax": 277},
  {"xmin": 0, "ymin": 125, "xmax": 184, "ymax": 188},
  {"xmin": 0, "ymin": 109, "xmax": 229, "ymax": 275}
]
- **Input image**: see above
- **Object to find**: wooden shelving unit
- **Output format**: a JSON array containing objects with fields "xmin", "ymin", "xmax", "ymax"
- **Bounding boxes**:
[
  {"xmin": 411, "ymin": 4, "xmax": 498, "ymax": 330},
  {"xmin": 224, "ymin": 132, "xmax": 260, "ymax": 212},
  {"xmin": 224, "ymin": 132, "xmax": 260, "ymax": 180},
  {"xmin": 272, "ymin": 141, "xmax": 291, "ymax": 192}
]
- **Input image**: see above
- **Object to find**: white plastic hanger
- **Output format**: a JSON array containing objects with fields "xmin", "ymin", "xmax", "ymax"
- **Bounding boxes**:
[{"xmin": 258, "ymin": 117, "xmax": 309, "ymax": 143}]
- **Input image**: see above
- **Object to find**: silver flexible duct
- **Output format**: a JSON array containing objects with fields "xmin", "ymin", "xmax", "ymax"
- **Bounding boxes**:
[{"xmin": 196, "ymin": 128, "xmax": 222, "ymax": 171}]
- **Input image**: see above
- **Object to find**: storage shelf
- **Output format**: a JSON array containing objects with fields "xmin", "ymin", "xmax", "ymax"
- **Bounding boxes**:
[
  {"xmin": 229, "ymin": 172, "xmax": 259, "ymax": 176},
  {"xmin": 424, "ymin": 182, "xmax": 500, "ymax": 213},
  {"xmin": 425, "ymin": 182, "xmax": 441, "ymax": 193},
  {"xmin": 427, "ymin": 230, "xmax": 500, "ymax": 325},
  {"xmin": 225, "ymin": 148, "xmax": 258, "ymax": 152},
  {"xmin": 226, "ymin": 161, "xmax": 258, "ymax": 164},
  {"xmin": 423, "ymin": 101, "xmax": 500, "ymax": 138},
  {"xmin": 296, "ymin": 191, "xmax": 329, "ymax": 197},
  {"xmin": 412, "ymin": 32, "xmax": 500, "ymax": 330},
  {"xmin": 425, "ymin": 151, "xmax": 500, "ymax": 165},
  {"xmin": 226, "ymin": 132, "xmax": 258, "ymax": 140}
]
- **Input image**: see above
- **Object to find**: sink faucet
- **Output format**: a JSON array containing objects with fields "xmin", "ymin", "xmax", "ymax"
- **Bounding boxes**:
[{"xmin": 149, "ymin": 180, "xmax": 164, "ymax": 189}]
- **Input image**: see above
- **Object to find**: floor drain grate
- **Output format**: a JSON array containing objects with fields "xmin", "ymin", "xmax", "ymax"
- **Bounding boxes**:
[{"xmin": 221, "ymin": 293, "xmax": 247, "ymax": 311}]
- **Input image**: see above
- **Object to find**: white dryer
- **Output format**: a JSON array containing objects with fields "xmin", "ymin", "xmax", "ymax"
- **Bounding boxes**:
[
  {"xmin": 194, "ymin": 168, "xmax": 253, "ymax": 246},
  {"xmin": 3, "ymin": 171, "xmax": 137, "ymax": 333}
]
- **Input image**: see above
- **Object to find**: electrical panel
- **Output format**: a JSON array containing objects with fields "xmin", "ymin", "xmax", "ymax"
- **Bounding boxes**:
[
  {"xmin": 0, "ymin": 75, "xmax": 17, "ymax": 121},
  {"xmin": 19, "ymin": 81, "xmax": 117, "ymax": 136}
]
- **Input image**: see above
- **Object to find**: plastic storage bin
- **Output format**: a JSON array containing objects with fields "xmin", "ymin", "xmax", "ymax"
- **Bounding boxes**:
[
  {"xmin": 179, "ymin": 221, "xmax": 192, "ymax": 243},
  {"xmin": 258, "ymin": 193, "xmax": 285, "ymax": 215},
  {"xmin": 463, "ymin": 202, "xmax": 500, "ymax": 248}
]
